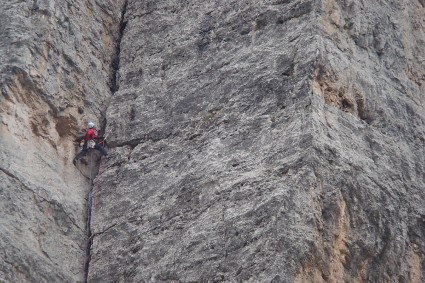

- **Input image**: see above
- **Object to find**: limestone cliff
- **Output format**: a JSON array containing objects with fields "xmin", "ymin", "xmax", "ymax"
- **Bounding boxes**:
[
  {"xmin": 0, "ymin": 0, "xmax": 124, "ymax": 282},
  {"xmin": 89, "ymin": 0, "xmax": 425, "ymax": 282},
  {"xmin": 1, "ymin": 0, "xmax": 424, "ymax": 283}
]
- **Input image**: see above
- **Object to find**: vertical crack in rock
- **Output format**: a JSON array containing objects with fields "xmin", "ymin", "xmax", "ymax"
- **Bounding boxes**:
[
  {"xmin": 83, "ymin": 153, "xmax": 96, "ymax": 283},
  {"xmin": 1, "ymin": 0, "xmax": 127, "ymax": 281},
  {"xmin": 111, "ymin": 0, "xmax": 128, "ymax": 93},
  {"xmin": 83, "ymin": 1, "xmax": 128, "ymax": 282}
]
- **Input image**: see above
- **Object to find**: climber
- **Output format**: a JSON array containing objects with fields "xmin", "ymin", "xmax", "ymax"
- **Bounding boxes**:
[{"xmin": 73, "ymin": 122, "xmax": 109, "ymax": 166}]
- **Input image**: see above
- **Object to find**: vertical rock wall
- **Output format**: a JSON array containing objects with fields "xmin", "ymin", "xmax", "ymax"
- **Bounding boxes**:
[
  {"xmin": 0, "ymin": 0, "xmax": 123, "ymax": 282},
  {"xmin": 90, "ymin": 0, "xmax": 324, "ymax": 281},
  {"xmin": 1, "ymin": 0, "xmax": 423, "ymax": 282},
  {"xmin": 303, "ymin": 1, "xmax": 425, "ymax": 282},
  {"xmin": 90, "ymin": 0, "xmax": 425, "ymax": 282},
  {"xmin": 298, "ymin": 1, "xmax": 425, "ymax": 282}
]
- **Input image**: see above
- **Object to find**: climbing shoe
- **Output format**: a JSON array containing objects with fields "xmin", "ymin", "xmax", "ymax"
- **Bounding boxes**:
[{"xmin": 73, "ymin": 159, "xmax": 77, "ymax": 166}]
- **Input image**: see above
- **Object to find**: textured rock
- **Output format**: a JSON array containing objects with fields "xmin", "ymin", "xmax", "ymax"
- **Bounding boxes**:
[
  {"xmin": 305, "ymin": 1, "xmax": 425, "ymax": 281},
  {"xmin": 91, "ymin": 0, "xmax": 318, "ymax": 281},
  {"xmin": 0, "ymin": 0, "xmax": 123, "ymax": 282},
  {"xmin": 89, "ymin": 0, "xmax": 425, "ymax": 282},
  {"xmin": 2, "ymin": 0, "xmax": 424, "ymax": 282}
]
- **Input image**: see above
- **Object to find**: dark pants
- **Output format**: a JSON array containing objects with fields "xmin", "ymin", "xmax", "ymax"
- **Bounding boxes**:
[{"xmin": 74, "ymin": 142, "xmax": 108, "ymax": 161}]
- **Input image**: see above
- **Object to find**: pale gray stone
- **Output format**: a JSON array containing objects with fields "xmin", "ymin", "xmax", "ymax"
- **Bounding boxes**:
[
  {"xmin": 1, "ymin": 0, "xmax": 424, "ymax": 282},
  {"xmin": 0, "ymin": 0, "xmax": 124, "ymax": 282},
  {"xmin": 89, "ymin": 0, "xmax": 425, "ymax": 282}
]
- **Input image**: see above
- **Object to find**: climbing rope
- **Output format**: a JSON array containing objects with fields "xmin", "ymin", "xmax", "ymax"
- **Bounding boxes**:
[
  {"xmin": 81, "ymin": 131, "xmax": 109, "ymax": 282},
  {"xmin": 87, "ymin": 134, "xmax": 109, "ymax": 239},
  {"xmin": 91, "ymin": 155, "xmax": 105, "ymax": 232},
  {"xmin": 83, "ymin": 150, "xmax": 94, "ymax": 283}
]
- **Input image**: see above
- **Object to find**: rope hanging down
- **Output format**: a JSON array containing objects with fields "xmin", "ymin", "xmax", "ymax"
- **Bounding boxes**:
[
  {"xmin": 83, "ymin": 131, "xmax": 109, "ymax": 282},
  {"xmin": 91, "ymin": 131, "xmax": 109, "ymax": 224}
]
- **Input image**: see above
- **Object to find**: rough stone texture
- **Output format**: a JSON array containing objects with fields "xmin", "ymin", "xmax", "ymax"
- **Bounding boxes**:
[
  {"xmin": 0, "ymin": 0, "xmax": 123, "ymax": 282},
  {"xmin": 305, "ymin": 1, "xmax": 425, "ymax": 282},
  {"xmin": 89, "ymin": 0, "xmax": 425, "ymax": 282},
  {"xmin": 91, "ymin": 0, "xmax": 318, "ymax": 281},
  {"xmin": 2, "ymin": 0, "xmax": 424, "ymax": 282}
]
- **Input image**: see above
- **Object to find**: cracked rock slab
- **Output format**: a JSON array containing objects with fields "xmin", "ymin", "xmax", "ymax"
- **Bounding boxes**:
[
  {"xmin": 90, "ymin": 0, "xmax": 425, "ymax": 282},
  {"xmin": 0, "ymin": 0, "xmax": 124, "ymax": 282}
]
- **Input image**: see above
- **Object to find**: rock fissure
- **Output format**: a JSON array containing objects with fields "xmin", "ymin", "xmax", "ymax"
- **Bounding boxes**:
[
  {"xmin": 91, "ymin": 223, "xmax": 118, "ymax": 239},
  {"xmin": 1, "ymin": 0, "xmax": 128, "ymax": 281},
  {"xmin": 110, "ymin": 137, "xmax": 143, "ymax": 149},
  {"xmin": 83, "ymin": 180, "xmax": 94, "ymax": 283},
  {"xmin": 83, "ymin": 1, "xmax": 129, "ymax": 282},
  {"xmin": 0, "ymin": 167, "xmax": 23, "ymax": 184},
  {"xmin": 110, "ymin": 0, "xmax": 128, "ymax": 93},
  {"xmin": 2, "ymin": 0, "xmax": 425, "ymax": 282}
]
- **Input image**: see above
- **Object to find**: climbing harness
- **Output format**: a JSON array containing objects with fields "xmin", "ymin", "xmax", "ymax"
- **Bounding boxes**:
[{"xmin": 87, "ymin": 139, "xmax": 96, "ymax": 149}]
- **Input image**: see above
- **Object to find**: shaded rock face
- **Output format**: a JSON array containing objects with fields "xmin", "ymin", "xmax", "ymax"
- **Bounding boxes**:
[
  {"xmin": 0, "ymin": 0, "xmax": 123, "ymax": 282},
  {"xmin": 1, "ymin": 0, "xmax": 424, "ymax": 283},
  {"xmin": 306, "ymin": 1, "xmax": 425, "ymax": 282},
  {"xmin": 89, "ymin": 0, "xmax": 425, "ymax": 282},
  {"xmin": 92, "ymin": 0, "xmax": 318, "ymax": 281}
]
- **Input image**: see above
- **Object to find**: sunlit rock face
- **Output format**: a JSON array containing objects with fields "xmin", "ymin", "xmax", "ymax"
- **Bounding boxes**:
[{"xmin": 0, "ymin": 0, "xmax": 123, "ymax": 282}]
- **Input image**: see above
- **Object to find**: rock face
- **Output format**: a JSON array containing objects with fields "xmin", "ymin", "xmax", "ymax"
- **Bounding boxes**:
[
  {"xmin": 1, "ymin": 0, "xmax": 425, "ymax": 282},
  {"xmin": 0, "ymin": 0, "xmax": 124, "ymax": 282},
  {"xmin": 89, "ymin": 0, "xmax": 425, "ymax": 282}
]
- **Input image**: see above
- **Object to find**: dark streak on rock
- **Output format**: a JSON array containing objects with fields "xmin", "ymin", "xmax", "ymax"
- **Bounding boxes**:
[
  {"xmin": 110, "ymin": 0, "xmax": 128, "ymax": 93},
  {"xmin": 84, "ymin": 2, "xmax": 129, "ymax": 282}
]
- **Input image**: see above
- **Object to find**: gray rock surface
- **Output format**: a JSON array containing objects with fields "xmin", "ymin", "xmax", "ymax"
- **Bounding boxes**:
[
  {"xmin": 1, "ymin": 0, "xmax": 424, "ymax": 282},
  {"xmin": 308, "ymin": 1, "xmax": 425, "ymax": 281},
  {"xmin": 92, "ymin": 0, "xmax": 318, "ymax": 280},
  {"xmin": 0, "ymin": 0, "xmax": 124, "ymax": 282},
  {"xmin": 89, "ymin": 0, "xmax": 425, "ymax": 282}
]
